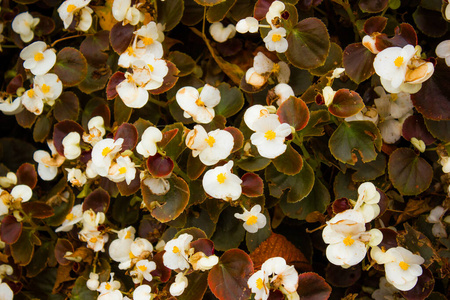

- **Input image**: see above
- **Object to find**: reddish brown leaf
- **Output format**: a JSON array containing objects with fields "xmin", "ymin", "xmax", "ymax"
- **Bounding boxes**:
[
  {"xmin": 22, "ymin": 202, "xmax": 54, "ymax": 219},
  {"xmin": 328, "ymin": 89, "xmax": 365, "ymax": 118},
  {"xmin": 332, "ymin": 198, "xmax": 351, "ymax": 214},
  {"xmin": 363, "ymin": 16, "xmax": 388, "ymax": 35},
  {"xmin": 224, "ymin": 127, "xmax": 244, "ymax": 153},
  {"xmin": 6, "ymin": 75, "xmax": 23, "ymax": 95},
  {"xmin": 114, "ymin": 123, "xmax": 138, "ymax": 151},
  {"xmin": 191, "ymin": 238, "xmax": 215, "ymax": 256},
  {"xmin": 375, "ymin": 23, "xmax": 418, "ymax": 51},
  {"xmin": 16, "ymin": 163, "xmax": 38, "ymax": 189},
  {"xmin": 110, "ymin": 23, "xmax": 134, "ymax": 54},
  {"xmin": 298, "ymin": 272, "xmax": 332, "ymax": 300},
  {"xmin": 402, "ymin": 115, "xmax": 435, "ymax": 145},
  {"xmin": 187, "ymin": 155, "xmax": 206, "ymax": 180},
  {"xmin": 106, "ymin": 72, "xmax": 125, "ymax": 100},
  {"xmin": 117, "ymin": 169, "xmax": 141, "ymax": 196},
  {"xmin": 277, "ymin": 97, "xmax": 310, "ymax": 131},
  {"xmin": 0, "ymin": 216, "xmax": 23, "ymax": 244},
  {"xmin": 54, "ymin": 239, "xmax": 74, "ymax": 266},
  {"xmin": 151, "ymin": 251, "xmax": 171, "ymax": 282},
  {"xmin": 83, "ymin": 188, "xmax": 110, "ymax": 213},
  {"xmin": 343, "ymin": 43, "xmax": 376, "ymax": 84},
  {"xmin": 149, "ymin": 61, "xmax": 179, "ymax": 95},
  {"xmin": 15, "ymin": 109, "xmax": 38, "ymax": 128},
  {"xmin": 241, "ymin": 173, "xmax": 264, "ymax": 197},
  {"xmin": 147, "ymin": 154, "xmax": 174, "ymax": 178},
  {"xmin": 53, "ymin": 120, "xmax": 85, "ymax": 156},
  {"xmin": 157, "ymin": 128, "xmax": 179, "ymax": 149},
  {"xmin": 400, "ymin": 267, "xmax": 434, "ymax": 300}
]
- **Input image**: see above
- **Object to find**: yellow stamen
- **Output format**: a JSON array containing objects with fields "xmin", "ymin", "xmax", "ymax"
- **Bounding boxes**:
[
  {"xmin": 394, "ymin": 56, "xmax": 404, "ymax": 67},
  {"xmin": 217, "ymin": 173, "xmax": 226, "ymax": 184},
  {"xmin": 34, "ymin": 52, "xmax": 44, "ymax": 61},
  {"xmin": 89, "ymin": 237, "xmax": 98, "ymax": 243},
  {"xmin": 105, "ymin": 283, "xmax": 111, "ymax": 290},
  {"xmin": 256, "ymin": 278, "xmax": 264, "ymax": 290},
  {"xmin": 205, "ymin": 136, "xmax": 215, "ymax": 147},
  {"xmin": 142, "ymin": 37, "xmax": 154, "ymax": 45},
  {"xmin": 391, "ymin": 94, "xmax": 398, "ymax": 101},
  {"xmin": 27, "ymin": 89, "xmax": 35, "ymax": 98},
  {"xmin": 119, "ymin": 167, "xmax": 127, "ymax": 174},
  {"xmin": 173, "ymin": 246, "xmax": 180, "ymax": 253},
  {"xmin": 264, "ymin": 130, "xmax": 276, "ymax": 140},
  {"xmin": 147, "ymin": 64, "xmax": 154, "ymax": 72},
  {"xmin": 66, "ymin": 213, "xmax": 74, "ymax": 221},
  {"xmin": 67, "ymin": 4, "xmax": 77, "ymax": 13},
  {"xmin": 138, "ymin": 265, "xmax": 147, "ymax": 272},
  {"xmin": 271, "ymin": 34, "xmax": 282, "ymax": 42},
  {"xmin": 41, "ymin": 84, "xmax": 50, "ymax": 94},
  {"xmin": 343, "ymin": 235, "xmax": 355, "ymax": 246},
  {"xmin": 399, "ymin": 261, "xmax": 409, "ymax": 270},
  {"xmin": 195, "ymin": 98, "xmax": 205, "ymax": 106},
  {"xmin": 129, "ymin": 251, "xmax": 136, "ymax": 259},
  {"xmin": 102, "ymin": 147, "xmax": 112, "ymax": 156},
  {"xmin": 125, "ymin": 231, "xmax": 131, "ymax": 239},
  {"xmin": 246, "ymin": 215, "xmax": 258, "ymax": 225},
  {"xmin": 126, "ymin": 46, "xmax": 135, "ymax": 56}
]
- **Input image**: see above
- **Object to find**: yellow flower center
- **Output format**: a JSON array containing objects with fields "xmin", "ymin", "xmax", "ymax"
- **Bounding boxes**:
[
  {"xmin": 217, "ymin": 173, "xmax": 226, "ymax": 184},
  {"xmin": 143, "ymin": 37, "xmax": 154, "ymax": 45},
  {"xmin": 34, "ymin": 52, "xmax": 44, "ymax": 61},
  {"xmin": 195, "ymin": 98, "xmax": 205, "ymax": 106},
  {"xmin": 89, "ymin": 237, "xmax": 98, "ymax": 243},
  {"xmin": 271, "ymin": 34, "xmax": 282, "ymax": 42},
  {"xmin": 264, "ymin": 130, "xmax": 276, "ymax": 140},
  {"xmin": 102, "ymin": 147, "xmax": 112, "ymax": 156},
  {"xmin": 256, "ymin": 278, "xmax": 264, "ymax": 290},
  {"xmin": 41, "ymin": 84, "xmax": 50, "ymax": 94},
  {"xmin": 391, "ymin": 93, "xmax": 398, "ymax": 101},
  {"xmin": 66, "ymin": 213, "xmax": 74, "ymax": 221},
  {"xmin": 394, "ymin": 56, "xmax": 404, "ymax": 67},
  {"xmin": 138, "ymin": 265, "xmax": 147, "ymax": 272},
  {"xmin": 205, "ymin": 136, "xmax": 216, "ymax": 147},
  {"xmin": 27, "ymin": 89, "xmax": 35, "ymax": 98},
  {"xmin": 126, "ymin": 46, "xmax": 135, "ymax": 56},
  {"xmin": 173, "ymin": 246, "xmax": 180, "ymax": 253},
  {"xmin": 147, "ymin": 64, "xmax": 154, "ymax": 72},
  {"xmin": 119, "ymin": 167, "xmax": 127, "ymax": 174},
  {"xmin": 343, "ymin": 235, "xmax": 355, "ymax": 246},
  {"xmin": 105, "ymin": 283, "xmax": 111, "ymax": 290},
  {"xmin": 399, "ymin": 261, "xmax": 409, "ymax": 270},
  {"xmin": 67, "ymin": 4, "xmax": 77, "ymax": 13},
  {"xmin": 129, "ymin": 251, "xmax": 136, "ymax": 259},
  {"xmin": 125, "ymin": 231, "xmax": 131, "ymax": 239},
  {"xmin": 246, "ymin": 215, "xmax": 258, "ymax": 225}
]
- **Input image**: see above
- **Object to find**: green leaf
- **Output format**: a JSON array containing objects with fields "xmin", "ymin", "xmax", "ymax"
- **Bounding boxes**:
[
  {"xmin": 33, "ymin": 115, "xmax": 51, "ymax": 142},
  {"xmin": 207, "ymin": 0, "xmax": 236, "ymax": 22},
  {"xmin": 298, "ymin": 110, "xmax": 330, "ymax": 138},
  {"xmin": 279, "ymin": 177, "xmax": 330, "ymax": 220},
  {"xmin": 277, "ymin": 96, "xmax": 310, "ymax": 131},
  {"xmin": 207, "ymin": 249, "xmax": 253, "ymax": 300},
  {"xmin": 158, "ymin": 0, "xmax": 185, "ymax": 31},
  {"xmin": 329, "ymin": 121, "xmax": 382, "ymax": 165},
  {"xmin": 359, "ymin": 0, "xmax": 388, "ymax": 13},
  {"xmin": 45, "ymin": 180, "xmax": 75, "ymax": 226},
  {"xmin": 54, "ymin": 92, "xmax": 79, "ymax": 122},
  {"xmin": 266, "ymin": 161, "xmax": 315, "ymax": 203},
  {"xmin": 236, "ymin": 156, "xmax": 272, "ymax": 172},
  {"xmin": 351, "ymin": 152, "xmax": 386, "ymax": 182},
  {"xmin": 178, "ymin": 272, "xmax": 209, "ymax": 300},
  {"xmin": 333, "ymin": 171, "xmax": 358, "ymax": 200},
  {"xmin": 211, "ymin": 206, "xmax": 246, "ymax": 251},
  {"xmin": 53, "ymin": 47, "xmax": 88, "ymax": 87},
  {"xmin": 285, "ymin": 18, "xmax": 330, "ymax": 69},
  {"xmin": 169, "ymin": 51, "xmax": 196, "ymax": 76},
  {"xmin": 272, "ymin": 144, "xmax": 303, "ymax": 175},
  {"xmin": 215, "ymin": 83, "xmax": 245, "ymax": 118},
  {"xmin": 185, "ymin": 208, "xmax": 216, "ymax": 238},
  {"xmin": 310, "ymin": 43, "xmax": 343, "ymax": 76},
  {"xmin": 11, "ymin": 229, "xmax": 38, "ymax": 266},
  {"xmin": 70, "ymin": 277, "xmax": 98, "ymax": 300},
  {"xmin": 162, "ymin": 122, "xmax": 187, "ymax": 159},
  {"xmin": 194, "ymin": 0, "xmax": 225, "ymax": 6},
  {"xmin": 328, "ymin": 89, "xmax": 365, "ymax": 118},
  {"xmin": 424, "ymin": 118, "xmax": 450, "ymax": 142},
  {"xmin": 114, "ymin": 96, "xmax": 132, "ymax": 126},
  {"xmin": 78, "ymin": 64, "xmax": 112, "ymax": 94},
  {"xmin": 388, "ymin": 148, "xmax": 432, "ymax": 195}
]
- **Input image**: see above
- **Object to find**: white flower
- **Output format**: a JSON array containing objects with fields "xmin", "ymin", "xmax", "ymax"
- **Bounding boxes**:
[
  {"xmin": 345, "ymin": 107, "xmax": 379, "ymax": 124},
  {"xmin": 133, "ymin": 284, "xmax": 152, "ymax": 300},
  {"xmin": 185, "ymin": 125, "xmax": 234, "ymax": 166},
  {"xmin": 130, "ymin": 237, "xmax": 153, "ymax": 258},
  {"xmin": 34, "ymin": 73, "xmax": 63, "ymax": 106},
  {"xmin": 263, "ymin": 27, "xmax": 288, "ymax": 53},
  {"xmin": 202, "ymin": 161, "xmax": 242, "ymax": 201},
  {"xmin": 234, "ymin": 205, "xmax": 267, "ymax": 233},
  {"xmin": 266, "ymin": 0, "xmax": 285, "ymax": 27},
  {"xmin": 254, "ymin": 52, "xmax": 275, "ymax": 74},
  {"xmin": 83, "ymin": 116, "xmax": 106, "ymax": 145},
  {"xmin": 0, "ymin": 279, "xmax": 13, "ymax": 300},
  {"xmin": 169, "ymin": 273, "xmax": 189, "ymax": 297},
  {"xmin": 236, "ymin": 17, "xmax": 259, "ymax": 34},
  {"xmin": 377, "ymin": 247, "xmax": 425, "ymax": 291},
  {"xmin": 0, "ymin": 264, "xmax": 13, "ymax": 277},
  {"xmin": 76, "ymin": 6, "xmax": 93, "ymax": 31},
  {"xmin": 55, "ymin": 204, "xmax": 83, "ymax": 232},
  {"xmin": 250, "ymin": 114, "xmax": 292, "ymax": 159},
  {"xmin": 163, "ymin": 233, "xmax": 193, "ymax": 271},
  {"xmin": 58, "ymin": 0, "xmax": 91, "ymax": 29},
  {"xmin": 0, "ymin": 172, "xmax": 17, "ymax": 188},
  {"xmin": 245, "ymin": 67, "xmax": 267, "ymax": 88},
  {"xmin": 209, "ymin": 22, "xmax": 236, "ymax": 43},
  {"xmin": 262, "ymin": 257, "xmax": 298, "ymax": 293},
  {"xmin": 134, "ymin": 22, "xmax": 164, "ymax": 58},
  {"xmin": 12, "ymin": 12, "xmax": 40, "ymax": 43},
  {"xmin": 176, "ymin": 84, "xmax": 221, "ymax": 124},
  {"xmin": 440, "ymin": 156, "xmax": 450, "ymax": 173},
  {"xmin": 248, "ymin": 269, "xmax": 269, "ymax": 300},
  {"xmin": 362, "ymin": 35, "xmax": 380, "ymax": 54},
  {"xmin": 436, "ymin": 40, "xmax": 450, "ymax": 67},
  {"xmin": 81, "ymin": 230, "xmax": 109, "ymax": 252},
  {"xmin": 107, "ymin": 155, "xmax": 136, "ymax": 184},
  {"xmin": 136, "ymin": 127, "xmax": 162, "ymax": 158},
  {"xmin": 20, "ymin": 41, "xmax": 56, "ymax": 75},
  {"xmin": 0, "ymin": 95, "xmax": 23, "ymax": 115},
  {"xmin": 130, "ymin": 259, "xmax": 157, "ymax": 283},
  {"xmin": 97, "ymin": 273, "xmax": 122, "ymax": 300},
  {"xmin": 354, "ymin": 182, "xmax": 381, "ymax": 223},
  {"xmin": 322, "ymin": 86, "xmax": 336, "ymax": 107},
  {"xmin": 34, "ymin": 150, "xmax": 59, "ymax": 181},
  {"xmin": 112, "ymin": 0, "xmax": 144, "ymax": 26},
  {"xmin": 142, "ymin": 177, "xmax": 170, "ymax": 195},
  {"xmin": 371, "ymin": 277, "xmax": 400, "ymax": 300},
  {"xmin": 426, "ymin": 206, "xmax": 447, "ymax": 238},
  {"xmin": 62, "ymin": 132, "xmax": 81, "ymax": 160},
  {"xmin": 378, "ymin": 119, "xmax": 403, "ymax": 144},
  {"xmin": 0, "ymin": 185, "xmax": 33, "ymax": 217},
  {"xmin": 322, "ymin": 209, "xmax": 382, "ymax": 268},
  {"xmin": 192, "ymin": 253, "xmax": 219, "ymax": 271},
  {"xmin": 91, "ymin": 138, "xmax": 123, "ymax": 176},
  {"xmin": 86, "ymin": 272, "xmax": 100, "ymax": 291},
  {"xmin": 274, "ymin": 83, "xmax": 294, "ymax": 106},
  {"xmin": 244, "ymin": 104, "xmax": 271, "ymax": 131}
]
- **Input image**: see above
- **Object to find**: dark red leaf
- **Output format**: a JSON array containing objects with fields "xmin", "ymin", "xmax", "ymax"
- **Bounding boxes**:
[
  {"xmin": 22, "ymin": 202, "xmax": 54, "ymax": 219},
  {"xmin": 106, "ymin": 72, "xmax": 125, "ymax": 100},
  {"xmin": 6, "ymin": 75, "xmax": 23, "ymax": 95},
  {"xmin": 224, "ymin": 127, "xmax": 244, "ymax": 153},
  {"xmin": 53, "ymin": 120, "xmax": 85, "ymax": 156},
  {"xmin": 332, "ymin": 198, "xmax": 351, "ymax": 214},
  {"xmin": 55, "ymin": 239, "xmax": 74, "ymax": 266},
  {"xmin": 343, "ymin": 43, "xmax": 376, "ymax": 84},
  {"xmin": 110, "ymin": 23, "xmax": 134, "ymax": 54},
  {"xmin": 241, "ymin": 173, "xmax": 264, "ymax": 197},
  {"xmin": 187, "ymin": 155, "xmax": 206, "ymax": 180},
  {"xmin": 149, "ymin": 61, "xmax": 179, "ymax": 95},
  {"xmin": 401, "ymin": 115, "xmax": 435, "ymax": 145},
  {"xmin": 378, "ymin": 228, "xmax": 398, "ymax": 250},
  {"xmin": 254, "ymin": 0, "xmax": 275, "ymax": 20},
  {"xmin": 147, "ymin": 154, "xmax": 174, "ymax": 178},
  {"xmin": 375, "ymin": 23, "xmax": 418, "ymax": 51},
  {"xmin": 363, "ymin": 16, "xmax": 388, "ymax": 35},
  {"xmin": 15, "ymin": 109, "xmax": 38, "ymax": 128},
  {"xmin": 16, "ymin": 163, "xmax": 38, "ymax": 189},
  {"xmin": 400, "ymin": 267, "xmax": 434, "ymax": 300},
  {"xmin": 117, "ymin": 169, "xmax": 141, "ymax": 196},
  {"xmin": 80, "ymin": 30, "xmax": 110, "ymax": 67},
  {"xmin": 297, "ymin": 272, "xmax": 332, "ymax": 300},
  {"xmin": 151, "ymin": 251, "xmax": 171, "ymax": 282},
  {"xmin": 83, "ymin": 188, "xmax": 110, "ymax": 213},
  {"xmin": 114, "ymin": 123, "xmax": 138, "ymax": 151},
  {"xmin": 277, "ymin": 97, "xmax": 310, "ymax": 131},
  {"xmin": 191, "ymin": 238, "xmax": 215, "ymax": 256},
  {"xmin": 325, "ymin": 264, "xmax": 361, "ymax": 288},
  {"xmin": 0, "ymin": 216, "xmax": 23, "ymax": 244},
  {"xmin": 157, "ymin": 128, "xmax": 179, "ymax": 149}
]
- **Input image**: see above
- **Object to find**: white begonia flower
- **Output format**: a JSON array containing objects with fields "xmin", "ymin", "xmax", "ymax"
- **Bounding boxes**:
[
  {"xmin": 378, "ymin": 118, "xmax": 403, "ymax": 144},
  {"xmin": 234, "ymin": 205, "xmax": 267, "ymax": 233},
  {"xmin": 322, "ymin": 209, "xmax": 382, "ymax": 268},
  {"xmin": 109, "ymin": 239, "xmax": 133, "ymax": 269},
  {"xmin": 0, "ymin": 172, "xmax": 17, "ymax": 189},
  {"xmin": 209, "ymin": 22, "xmax": 236, "ymax": 43},
  {"xmin": 244, "ymin": 105, "xmax": 271, "ymax": 131},
  {"xmin": 264, "ymin": 27, "xmax": 288, "ymax": 53},
  {"xmin": 34, "ymin": 150, "xmax": 59, "ymax": 181},
  {"xmin": 236, "ymin": 17, "xmax": 259, "ymax": 34},
  {"xmin": 202, "ymin": 161, "xmax": 242, "ymax": 201},
  {"xmin": 436, "ymin": 40, "xmax": 450, "ymax": 67},
  {"xmin": 170, "ymin": 272, "xmax": 189, "ymax": 297},
  {"xmin": 262, "ymin": 257, "xmax": 298, "ymax": 293},
  {"xmin": 250, "ymin": 114, "xmax": 292, "ymax": 159},
  {"xmin": 86, "ymin": 160, "xmax": 98, "ymax": 179},
  {"xmin": 117, "ymin": 59, "xmax": 168, "ymax": 108},
  {"xmin": 130, "ymin": 237, "xmax": 153, "ymax": 258},
  {"xmin": 133, "ymin": 284, "xmax": 152, "ymax": 300},
  {"xmin": 0, "ymin": 185, "xmax": 33, "ymax": 217},
  {"xmin": 55, "ymin": 204, "xmax": 83, "ymax": 232},
  {"xmin": 176, "ymin": 84, "xmax": 221, "ymax": 124},
  {"xmin": 371, "ymin": 277, "xmax": 400, "ymax": 300},
  {"xmin": 192, "ymin": 253, "xmax": 219, "ymax": 271},
  {"xmin": 80, "ymin": 230, "xmax": 109, "ymax": 252},
  {"xmin": 0, "ymin": 279, "xmax": 13, "ymax": 300},
  {"xmin": 245, "ymin": 67, "xmax": 267, "ymax": 88},
  {"xmin": 440, "ymin": 156, "xmax": 450, "ymax": 173},
  {"xmin": 34, "ymin": 73, "xmax": 63, "ymax": 106},
  {"xmin": 266, "ymin": 0, "xmax": 285, "ymax": 27},
  {"xmin": 426, "ymin": 206, "xmax": 448, "ymax": 238},
  {"xmin": 374, "ymin": 247, "xmax": 424, "ymax": 291},
  {"xmin": 119, "ymin": 42, "xmax": 146, "ymax": 69},
  {"xmin": 20, "ymin": 88, "xmax": 44, "ymax": 115},
  {"xmin": 163, "ymin": 233, "xmax": 193, "ymax": 271},
  {"xmin": 134, "ymin": 22, "xmax": 164, "ymax": 58},
  {"xmin": 136, "ymin": 127, "xmax": 162, "ymax": 158},
  {"xmin": 107, "ymin": 155, "xmax": 136, "ymax": 184},
  {"xmin": 142, "ymin": 177, "xmax": 170, "ymax": 195},
  {"xmin": 0, "ymin": 95, "xmax": 23, "ymax": 115},
  {"xmin": 97, "ymin": 273, "xmax": 123, "ymax": 300},
  {"xmin": 86, "ymin": 272, "xmax": 100, "ymax": 291},
  {"xmin": 345, "ymin": 107, "xmax": 379, "ymax": 124},
  {"xmin": 322, "ymin": 86, "xmax": 336, "ymax": 107},
  {"xmin": 112, "ymin": 0, "xmax": 143, "ymax": 26},
  {"xmin": 274, "ymin": 83, "xmax": 295, "ymax": 106},
  {"xmin": 12, "ymin": 12, "xmax": 40, "ymax": 43},
  {"xmin": 58, "ymin": 0, "xmax": 91, "ymax": 29},
  {"xmin": 62, "ymin": 132, "xmax": 81, "ymax": 160},
  {"xmin": 185, "ymin": 125, "xmax": 234, "ymax": 166},
  {"xmin": 362, "ymin": 35, "xmax": 380, "ymax": 54},
  {"xmin": 91, "ymin": 138, "xmax": 124, "ymax": 176},
  {"xmin": 83, "ymin": 116, "xmax": 106, "ymax": 145},
  {"xmin": 354, "ymin": 182, "xmax": 381, "ymax": 223},
  {"xmin": 254, "ymin": 51, "xmax": 275, "ymax": 73},
  {"xmin": 248, "ymin": 269, "xmax": 269, "ymax": 300},
  {"xmin": 131, "ymin": 259, "xmax": 156, "ymax": 283},
  {"xmin": 20, "ymin": 41, "xmax": 56, "ymax": 75},
  {"xmin": 76, "ymin": 6, "xmax": 93, "ymax": 31}
]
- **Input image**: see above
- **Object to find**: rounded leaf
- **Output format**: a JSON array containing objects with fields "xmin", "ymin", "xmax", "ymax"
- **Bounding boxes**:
[
  {"xmin": 147, "ymin": 154, "xmax": 174, "ymax": 178},
  {"xmin": 110, "ymin": 23, "xmax": 134, "ymax": 54},
  {"xmin": 328, "ymin": 89, "xmax": 365, "ymax": 118},
  {"xmin": 401, "ymin": 115, "xmax": 435, "ymax": 145},
  {"xmin": 400, "ymin": 267, "xmax": 434, "ymax": 300},
  {"xmin": 114, "ymin": 123, "xmax": 138, "ymax": 151},
  {"xmin": 1, "ymin": 215, "xmax": 23, "ymax": 244},
  {"xmin": 241, "ymin": 173, "xmax": 264, "ymax": 197},
  {"xmin": 117, "ymin": 169, "xmax": 141, "ymax": 196},
  {"xmin": 16, "ymin": 163, "xmax": 38, "ymax": 189},
  {"xmin": 272, "ymin": 143, "xmax": 303, "ymax": 175},
  {"xmin": 215, "ymin": 83, "xmax": 245, "ymax": 118},
  {"xmin": 413, "ymin": 6, "xmax": 448, "ymax": 38},
  {"xmin": 358, "ymin": 0, "xmax": 388, "ymax": 13},
  {"xmin": 297, "ymin": 272, "xmax": 332, "ymax": 300},
  {"xmin": 158, "ymin": 0, "xmax": 185, "ymax": 31},
  {"xmin": 54, "ymin": 92, "xmax": 79, "ymax": 122},
  {"xmin": 363, "ymin": 16, "xmax": 388, "ymax": 35},
  {"xmin": 53, "ymin": 120, "xmax": 85, "ymax": 156},
  {"xmin": 343, "ymin": 43, "xmax": 375, "ymax": 84},
  {"xmin": 277, "ymin": 96, "xmax": 310, "ymax": 131},
  {"xmin": 55, "ymin": 239, "xmax": 74, "ymax": 266},
  {"xmin": 424, "ymin": 118, "xmax": 450, "ymax": 142},
  {"xmin": 53, "ymin": 47, "xmax": 88, "ymax": 87},
  {"xmin": 22, "ymin": 202, "xmax": 54, "ymax": 219},
  {"xmin": 83, "ymin": 188, "xmax": 110, "ymax": 213},
  {"xmin": 310, "ymin": 42, "xmax": 343, "ymax": 76},
  {"xmin": 106, "ymin": 72, "xmax": 125, "ymax": 100}
]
